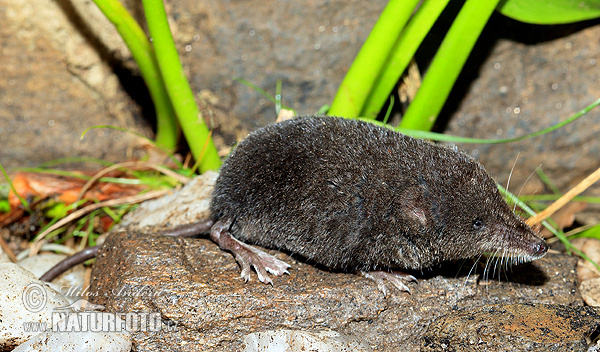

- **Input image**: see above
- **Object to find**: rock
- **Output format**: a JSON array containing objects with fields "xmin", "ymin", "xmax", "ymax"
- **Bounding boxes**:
[
  {"xmin": 18, "ymin": 253, "xmax": 69, "ymax": 279},
  {"xmin": 0, "ymin": 0, "xmax": 151, "ymax": 170},
  {"xmin": 177, "ymin": 0, "xmax": 388, "ymax": 131},
  {"xmin": 117, "ymin": 171, "xmax": 217, "ymax": 229},
  {"xmin": 88, "ymin": 231, "xmax": 580, "ymax": 351},
  {"xmin": 421, "ymin": 303, "xmax": 600, "ymax": 351},
  {"xmin": 18, "ymin": 253, "xmax": 86, "ymax": 300},
  {"xmin": 0, "ymin": 243, "xmax": 11, "ymax": 263},
  {"xmin": 12, "ymin": 328, "xmax": 131, "ymax": 352},
  {"xmin": 0, "ymin": 263, "xmax": 71, "ymax": 350},
  {"xmin": 571, "ymin": 238, "xmax": 600, "ymax": 281},
  {"xmin": 243, "ymin": 330, "xmax": 373, "ymax": 352},
  {"xmin": 0, "ymin": 0, "xmax": 387, "ymax": 168},
  {"xmin": 3, "ymin": 0, "xmax": 600, "ymax": 211},
  {"xmin": 580, "ymin": 278, "xmax": 600, "ymax": 307},
  {"xmin": 579, "ymin": 238, "xmax": 600, "ymax": 265},
  {"xmin": 0, "ymin": 262, "xmax": 132, "ymax": 351},
  {"xmin": 444, "ymin": 21, "xmax": 600, "ymax": 206}
]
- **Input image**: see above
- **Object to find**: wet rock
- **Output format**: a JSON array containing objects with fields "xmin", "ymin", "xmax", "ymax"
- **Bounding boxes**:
[
  {"xmin": 0, "ymin": 263, "xmax": 71, "ymax": 350},
  {"xmin": 421, "ymin": 303, "xmax": 600, "ymax": 351},
  {"xmin": 444, "ymin": 21, "xmax": 600, "ymax": 209},
  {"xmin": 0, "ymin": 0, "xmax": 150, "ymax": 170},
  {"xmin": 17, "ymin": 253, "xmax": 86, "ymax": 299},
  {"xmin": 12, "ymin": 328, "xmax": 131, "ymax": 352},
  {"xmin": 117, "ymin": 171, "xmax": 217, "ymax": 229},
  {"xmin": 581, "ymin": 278, "xmax": 600, "ymax": 307},
  {"xmin": 88, "ymin": 232, "xmax": 579, "ymax": 351}
]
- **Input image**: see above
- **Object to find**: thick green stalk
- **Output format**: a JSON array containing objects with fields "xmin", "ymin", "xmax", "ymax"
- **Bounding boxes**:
[
  {"xmin": 399, "ymin": 0, "xmax": 502, "ymax": 131},
  {"xmin": 328, "ymin": 0, "xmax": 420, "ymax": 118},
  {"xmin": 91, "ymin": 0, "xmax": 178, "ymax": 150},
  {"xmin": 141, "ymin": 0, "xmax": 220, "ymax": 172},
  {"xmin": 360, "ymin": 0, "xmax": 451, "ymax": 119}
]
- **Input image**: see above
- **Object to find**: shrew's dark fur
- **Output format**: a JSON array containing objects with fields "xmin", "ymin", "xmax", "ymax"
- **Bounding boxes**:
[{"xmin": 211, "ymin": 116, "xmax": 547, "ymax": 272}]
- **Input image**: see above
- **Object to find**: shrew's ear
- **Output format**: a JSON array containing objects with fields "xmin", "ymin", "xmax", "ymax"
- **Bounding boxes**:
[{"xmin": 399, "ymin": 184, "xmax": 432, "ymax": 227}]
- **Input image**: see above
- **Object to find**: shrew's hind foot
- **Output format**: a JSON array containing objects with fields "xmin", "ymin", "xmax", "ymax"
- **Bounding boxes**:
[
  {"xmin": 360, "ymin": 271, "xmax": 418, "ymax": 296},
  {"xmin": 210, "ymin": 218, "xmax": 290, "ymax": 284}
]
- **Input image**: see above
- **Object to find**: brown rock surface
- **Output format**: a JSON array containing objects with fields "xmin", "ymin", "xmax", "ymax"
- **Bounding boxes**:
[
  {"xmin": 422, "ymin": 303, "xmax": 600, "ymax": 351},
  {"xmin": 0, "ymin": 0, "xmax": 387, "ymax": 168},
  {"xmin": 89, "ymin": 232, "xmax": 586, "ymax": 351},
  {"xmin": 444, "ymin": 20, "xmax": 600, "ymax": 212},
  {"xmin": 0, "ymin": 0, "xmax": 151, "ymax": 169}
]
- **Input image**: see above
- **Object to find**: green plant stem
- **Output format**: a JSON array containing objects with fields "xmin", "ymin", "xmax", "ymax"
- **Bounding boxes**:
[
  {"xmin": 535, "ymin": 168, "xmax": 561, "ymax": 195},
  {"xmin": 518, "ymin": 194, "xmax": 600, "ymax": 204},
  {"xmin": 142, "ymin": 0, "xmax": 220, "ymax": 172},
  {"xmin": 361, "ymin": 0, "xmax": 451, "ymax": 119},
  {"xmin": 234, "ymin": 78, "xmax": 297, "ymax": 114},
  {"xmin": 328, "ymin": 0, "xmax": 420, "ymax": 118},
  {"xmin": 91, "ymin": 0, "xmax": 179, "ymax": 150},
  {"xmin": 399, "ymin": 0, "xmax": 502, "ymax": 130},
  {"xmin": 397, "ymin": 97, "xmax": 600, "ymax": 141}
]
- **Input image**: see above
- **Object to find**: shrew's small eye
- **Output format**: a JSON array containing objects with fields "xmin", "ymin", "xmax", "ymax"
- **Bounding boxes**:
[{"xmin": 472, "ymin": 218, "xmax": 485, "ymax": 230}]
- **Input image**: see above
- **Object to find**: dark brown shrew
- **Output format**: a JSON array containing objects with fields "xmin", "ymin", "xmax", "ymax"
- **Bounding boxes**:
[{"xmin": 41, "ymin": 116, "xmax": 548, "ymax": 294}]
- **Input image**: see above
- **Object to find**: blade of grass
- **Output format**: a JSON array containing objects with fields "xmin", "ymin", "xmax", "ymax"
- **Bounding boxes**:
[
  {"xmin": 82, "ymin": 124, "xmax": 154, "ymax": 144},
  {"xmin": 397, "ymin": 97, "xmax": 600, "ymax": 142},
  {"xmin": 518, "ymin": 194, "xmax": 600, "ymax": 203},
  {"xmin": 535, "ymin": 168, "xmax": 562, "ymax": 195},
  {"xmin": 91, "ymin": 0, "xmax": 179, "ymax": 150},
  {"xmin": 234, "ymin": 78, "xmax": 297, "ymax": 114},
  {"xmin": 275, "ymin": 79, "xmax": 283, "ymax": 117},
  {"xmin": 102, "ymin": 206, "xmax": 120, "ymax": 222},
  {"xmin": 498, "ymin": 0, "xmax": 600, "ymax": 25},
  {"xmin": 13, "ymin": 167, "xmax": 182, "ymax": 191},
  {"xmin": 0, "ymin": 201, "xmax": 10, "ymax": 213},
  {"xmin": 382, "ymin": 95, "xmax": 395, "ymax": 125},
  {"xmin": 567, "ymin": 224, "xmax": 600, "ymax": 240},
  {"xmin": 317, "ymin": 105, "xmax": 330, "ymax": 115},
  {"xmin": 329, "ymin": 0, "xmax": 421, "ymax": 118},
  {"xmin": 399, "ymin": 0, "xmax": 502, "ymax": 130},
  {"xmin": 141, "ymin": 0, "xmax": 220, "ymax": 172},
  {"xmin": 0, "ymin": 162, "xmax": 30, "ymax": 211},
  {"xmin": 78, "ymin": 211, "xmax": 97, "ymax": 251},
  {"xmin": 15, "ymin": 168, "xmax": 94, "ymax": 180},
  {"xmin": 361, "ymin": 0, "xmax": 451, "ymax": 119}
]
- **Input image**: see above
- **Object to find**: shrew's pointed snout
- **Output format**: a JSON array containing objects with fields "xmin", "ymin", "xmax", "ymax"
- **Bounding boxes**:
[{"xmin": 494, "ymin": 221, "xmax": 549, "ymax": 262}]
